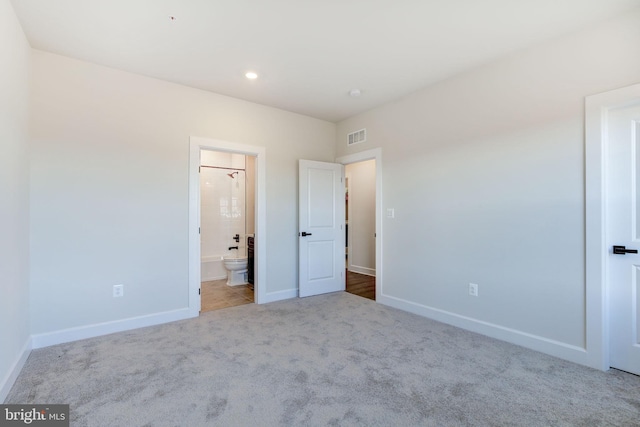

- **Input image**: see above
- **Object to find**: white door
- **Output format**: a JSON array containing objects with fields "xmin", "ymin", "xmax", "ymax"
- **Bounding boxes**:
[
  {"xmin": 608, "ymin": 102, "xmax": 640, "ymax": 375},
  {"xmin": 299, "ymin": 160, "xmax": 345, "ymax": 297}
]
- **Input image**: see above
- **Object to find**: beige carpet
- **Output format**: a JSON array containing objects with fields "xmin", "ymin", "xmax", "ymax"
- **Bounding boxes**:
[{"xmin": 6, "ymin": 292, "xmax": 640, "ymax": 426}]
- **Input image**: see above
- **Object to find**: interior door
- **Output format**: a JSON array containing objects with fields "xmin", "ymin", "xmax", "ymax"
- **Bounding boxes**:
[
  {"xmin": 299, "ymin": 160, "xmax": 345, "ymax": 297},
  {"xmin": 608, "ymin": 102, "xmax": 640, "ymax": 375}
]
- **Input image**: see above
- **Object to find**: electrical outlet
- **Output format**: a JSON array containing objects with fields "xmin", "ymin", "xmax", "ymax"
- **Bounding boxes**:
[
  {"xmin": 469, "ymin": 283, "xmax": 478, "ymax": 297},
  {"xmin": 113, "ymin": 284, "xmax": 124, "ymax": 298}
]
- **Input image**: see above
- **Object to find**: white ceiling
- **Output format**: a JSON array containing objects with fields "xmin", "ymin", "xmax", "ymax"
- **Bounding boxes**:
[{"xmin": 11, "ymin": 0, "xmax": 640, "ymax": 122}]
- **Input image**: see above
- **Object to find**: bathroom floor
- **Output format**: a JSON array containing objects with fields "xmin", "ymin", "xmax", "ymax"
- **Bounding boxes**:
[{"xmin": 200, "ymin": 279, "xmax": 254, "ymax": 312}]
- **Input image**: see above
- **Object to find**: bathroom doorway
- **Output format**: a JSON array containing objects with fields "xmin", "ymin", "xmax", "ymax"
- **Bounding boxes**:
[
  {"xmin": 189, "ymin": 136, "xmax": 266, "ymax": 316},
  {"xmin": 199, "ymin": 150, "xmax": 256, "ymax": 312}
]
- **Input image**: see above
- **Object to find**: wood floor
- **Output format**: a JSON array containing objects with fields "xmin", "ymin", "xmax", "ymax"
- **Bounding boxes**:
[
  {"xmin": 346, "ymin": 270, "xmax": 376, "ymax": 301},
  {"xmin": 201, "ymin": 279, "xmax": 254, "ymax": 313},
  {"xmin": 201, "ymin": 270, "xmax": 373, "ymax": 312}
]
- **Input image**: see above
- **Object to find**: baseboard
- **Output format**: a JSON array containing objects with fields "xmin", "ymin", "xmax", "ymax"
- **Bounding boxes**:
[
  {"xmin": 202, "ymin": 274, "xmax": 227, "ymax": 282},
  {"xmin": 31, "ymin": 308, "xmax": 195, "ymax": 349},
  {"xmin": 347, "ymin": 265, "xmax": 376, "ymax": 276},
  {"xmin": 1, "ymin": 337, "xmax": 32, "ymax": 403},
  {"xmin": 378, "ymin": 294, "xmax": 589, "ymax": 367},
  {"xmin": 261, "ymin": 288, "xmax": 297, "ymax": 304}
]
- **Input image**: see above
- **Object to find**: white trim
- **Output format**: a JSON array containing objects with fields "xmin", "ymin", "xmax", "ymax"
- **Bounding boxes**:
[
  {"xmin": 201, "ymin": 274, "xmax": 227, "ymax": 282},
  {"xmin": 336, "ymin": 148, "xmax": 383, "ymax": 301},
  {"xmin": 379, "ymin": 294, "xmax": 588, "ymax": 365},
  {"xmin": 585, "ymin": 82, "xmax": 640, "ymax": 371},
  {"xmin": 31, "ymin": 308, "xmax": 193, "ymax": 349},
  {"xmin": 261, "ymin": 288, "xmax": 298, "ymax": 303},
  {"xmin": 347, "ymin": 266, "xmax": 376, "ymax": 276},
  {"xmin": 189, "ymin": 136, "xmax": 267, "ymax": 309},
  {"xmin": 0, "ymin": 337, "xmax": 32, "ymax": 403}
]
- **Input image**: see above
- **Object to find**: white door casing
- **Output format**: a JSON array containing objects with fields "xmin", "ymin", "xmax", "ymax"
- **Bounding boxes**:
[
  {"xmin": 607, "ymin": 103, "xmax": 640, "ymax": 375},
  {"xmin": 299, "ymin": 160, "xmax": 345, "ymax": 297},
  {"xmin": 189, "ymin": 136, "xmax": 267, "ymax": 311}
]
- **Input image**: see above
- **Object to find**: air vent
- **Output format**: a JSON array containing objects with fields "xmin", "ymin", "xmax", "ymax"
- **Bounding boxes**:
[{"xmin": 347, "ymin": 128, "xmax": 366, "ymax": 146}]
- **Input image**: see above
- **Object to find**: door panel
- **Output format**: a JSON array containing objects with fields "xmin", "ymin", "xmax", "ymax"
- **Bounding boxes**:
[
  {"xmin": 308, "ymin": 168, "xmax": 335, "ymax": 227},
  {"xmin": 308, "ymin": 241, "xmax": 335, "ymax": 280},
  {"xmin": 608, "ymin": 104, "xmax": 640, "ymax": 375},
  {"xmin": 299, "ymin": 160, "xmax": 345, "ymax": 297}
]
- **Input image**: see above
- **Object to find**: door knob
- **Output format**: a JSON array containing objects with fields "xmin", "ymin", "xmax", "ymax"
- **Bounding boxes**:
[
  {"xmin": 613, "ymin": 245, "xmax": 638, "ymax": 255},
  {"xmin": 300, "ymin": 232, "xmax": 312, "ymax": 237}
]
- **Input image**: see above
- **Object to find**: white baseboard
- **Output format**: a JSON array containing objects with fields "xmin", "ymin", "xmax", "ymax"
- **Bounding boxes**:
[
  {"xmin": 202, "ymin": 274, "xmax": 227, "ymax": 282},
  {"xmin": 31, "ymin": 308, "xmax": 195, "ymax": 349},
  {"xmin": 1, "ymin": 337, "xmax": 32, "ymax": 403},
  {"xmin": 261, "ymin": 288, "xmax": 297, "ymax": 304},
  {"xmin": 347, "ymin": 265, "xmax": 376, "ymax": 276},
  {"xmin": 378, "ymin": 294, "xmax": 589, "ymax": 367}
]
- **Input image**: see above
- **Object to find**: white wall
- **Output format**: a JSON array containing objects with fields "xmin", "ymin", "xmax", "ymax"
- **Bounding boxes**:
[
  {"xmin": 29, "ymin": 51, "xmax": 335, "ymax": 336},
  {"xmin": 0, "ymin": 0, "xmax": 31, "ymax": 401},
  {"xmin": 346, "ymin": 160, "xmax": 376, "ymax": 276},
  {"xmin": 336, "ymin": 9, "xmax": 640, "ymax": 363}
]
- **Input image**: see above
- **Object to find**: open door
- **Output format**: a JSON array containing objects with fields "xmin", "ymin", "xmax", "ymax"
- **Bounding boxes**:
[
  {"xmin": 299, "ymin": 160, "xmax": 345, "ymax": 297},
  {"xmin": 607, "ymin": 102, "xmax": 640, "ymax": 375}
]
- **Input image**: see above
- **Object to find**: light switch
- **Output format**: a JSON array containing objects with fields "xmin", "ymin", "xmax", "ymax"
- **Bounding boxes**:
[{"xmin": 387, "ymin": 208, "xmax": 395, "ymax": 219}]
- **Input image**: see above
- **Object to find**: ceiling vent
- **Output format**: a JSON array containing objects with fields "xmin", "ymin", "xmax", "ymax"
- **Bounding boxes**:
[{"xmin": 347, "ymin": 128, "xmax": 366, "ymax": 146}]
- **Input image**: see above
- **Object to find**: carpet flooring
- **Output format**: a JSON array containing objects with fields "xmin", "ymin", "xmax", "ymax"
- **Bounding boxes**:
[{"xmin": 6, "ymin": 292, "xmax": 640, "ymax": 426}]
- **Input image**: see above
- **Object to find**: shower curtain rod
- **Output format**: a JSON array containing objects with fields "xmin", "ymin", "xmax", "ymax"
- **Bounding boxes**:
[{"xmin": 200, "ymin": 165, "xmax": 246, "ymax": 172}]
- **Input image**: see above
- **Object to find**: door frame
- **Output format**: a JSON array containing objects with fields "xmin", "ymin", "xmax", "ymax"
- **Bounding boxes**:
[
  {"xmin": 189, "ymin": 136, "xmax": 267, "ymax": 315},
  {"xmin": 336, "ymin": 148, "xmax": 382, "ymax": 301},
  {"xmin": 585, "ymin": 82, "xmax": 640, "ymax": 371}
]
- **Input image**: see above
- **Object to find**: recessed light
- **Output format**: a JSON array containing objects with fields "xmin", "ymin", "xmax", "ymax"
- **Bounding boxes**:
[
  {"xmin": 349, "ymin": 89, "xmax": 361, "ymax": 97},
  {"xmin": 245, "ymin": 72, "xmax": 258, "ymax": 80}
]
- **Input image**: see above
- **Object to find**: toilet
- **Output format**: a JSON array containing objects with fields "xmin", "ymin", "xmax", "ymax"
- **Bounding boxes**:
[{"xmin": 223, "ymin": 256, "xmax": 248, "ymax": 286}]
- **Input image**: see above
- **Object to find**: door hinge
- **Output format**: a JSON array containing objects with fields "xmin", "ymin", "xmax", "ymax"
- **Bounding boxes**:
[
  {"xmin": 199, "ymin": 166, "xmax": 201, "ymax": 173},
  {"xmin": 199, "ymin": 227, "xmax": 201, "ymax": 234},
  {"xmin": 198, "ymin": 288, "xmax": 201, "ymax": 295}
]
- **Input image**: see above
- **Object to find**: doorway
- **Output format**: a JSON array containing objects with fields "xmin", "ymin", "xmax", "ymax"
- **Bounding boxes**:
[
  {"xmin": 189, "ymin": 137, "xmax": 267, "ymax": 315},
  {"xmin": 345, "ymin": 159, "xmax": 376, "ymax": 300},
  {"xmin": 199, "ymin": 150, "xmax": 256, "ymax": 312},
  {"xmin": 337, "ymin": 148, "xmax": 382, "ymax": 301}
]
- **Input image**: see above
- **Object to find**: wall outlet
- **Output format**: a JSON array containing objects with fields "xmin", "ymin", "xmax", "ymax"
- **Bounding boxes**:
[
  {"xmin": 113, "ymin": 284, "xmax": 124, "ymax": 298},
  {"xmin": 469, "ymin": 283, "xmax": 478, "ymax": 297}
]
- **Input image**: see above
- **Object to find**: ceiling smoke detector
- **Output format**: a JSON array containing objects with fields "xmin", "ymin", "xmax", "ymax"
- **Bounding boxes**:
[{"xmin": 349, "ymin": 89, "xmax": 361, "ymax": 97}]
